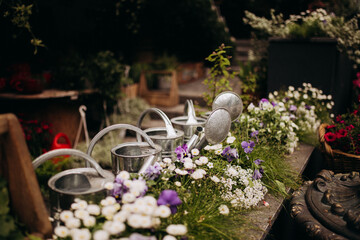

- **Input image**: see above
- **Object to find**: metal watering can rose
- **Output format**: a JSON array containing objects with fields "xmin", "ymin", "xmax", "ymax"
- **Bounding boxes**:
[
  {"xmin": 212, "ymin": 91, "xmax": 243, "ymax": 122},
  {"xmin": 171, "ymin": 100, "xmax": 207, "ymax": 142},
  {"xmin": 87, "ymin": 124, "xmax": 162, "ymax": 175},
  {"xmin": 32, "ymin": 148, "xmax": 114, "ymax": 224},
  {"xmin": 137, "ymin": 108, "xmax": 184, "ymax": 160}
]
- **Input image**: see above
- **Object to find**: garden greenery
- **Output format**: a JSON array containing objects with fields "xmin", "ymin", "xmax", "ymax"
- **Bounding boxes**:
[
  {"xmin": 243, "ymin": 8, "xmax": 360, "ymax": 70},
  {"xmin": 203, "ymin": 44, "xmax": 235, "ymax": 107},
  {"xmin": 48, "ymin": 79, "xmax": 337, "ymax": 240}
]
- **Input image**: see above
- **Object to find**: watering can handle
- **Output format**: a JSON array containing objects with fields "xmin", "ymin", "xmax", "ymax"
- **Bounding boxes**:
[
  {"xmin": 185, "ymin": 100, "xmax": 198, "ymax": 125},
  {"xmin": 136, "ymin": 108, "xmax": 177, "ymax": 141},
  {"xmin": 32, "ymin": 149, "xmax": 109, "ymax": 179},
  {"xmin": 87, "ymin": 124, "xmax": 157, "ymax": 158}
]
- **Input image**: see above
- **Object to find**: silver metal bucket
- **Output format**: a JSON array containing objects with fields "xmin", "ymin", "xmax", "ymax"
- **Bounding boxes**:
[
  {"xmin": 32, "ymin": 149, "xmax": 114, "ymax": 224},
  {"xmin": 137, "ymin": 108, "xmax": 184, "ymax": 160},
  {"xmin": 87, "ymin": 124, "xmax": 162, "ymax": 175},
  {"xmin": 171, "ymin": 100, "xmax": 206, "ymax": 142}
]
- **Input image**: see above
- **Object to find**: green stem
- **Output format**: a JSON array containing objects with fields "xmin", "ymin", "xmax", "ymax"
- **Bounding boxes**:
[{"xmin": 200, "ymin": 223, "xmax": 233, "ymax": 240}]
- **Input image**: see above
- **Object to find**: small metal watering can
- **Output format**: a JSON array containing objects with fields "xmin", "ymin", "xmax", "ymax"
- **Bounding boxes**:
[
  {"xmin": 86, "ymin": 124, "xmax": 162, "ymax": 175},
  {"xmin": 171, "ymin": 100, "xmax": 206, "ymax": 142},
  {"xmin": 32, "ymin": 149, "xmax": 114, "ymax": 224},
  {"xmin": 137, "ymin": 108, "xmax": 184, "ymax": 160}
]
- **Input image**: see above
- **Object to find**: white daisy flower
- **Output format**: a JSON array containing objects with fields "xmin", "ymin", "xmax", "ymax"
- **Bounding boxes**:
[
  {"xmin": 219, "ymin": 204, "xmax": 230, "ymax": 215},
  {"xmin": 54, "ymin": 226, "xmax": 69, "ymax": 238},
  {"xmin": 93, "ymin": 230, "xmax": 109, "ymax": 240},
  {"xmin": 166, "ymin": 224, "xmax": 188, "ymax": 236},
  {"xmin": 113, "ymin": 211, "xmax": 128, "ymax": 223},
  {"xmin": 60, "ymin": 210, "xmax": 73, "ymax": 222},
  {"xmin": 191, "ymin": 148, "xmax": 200, "ymax": 156},
  {"xmin": 174, "ymin": 181, "xmax": 182, "ymax": 187},
  {"xmin": 226, "ymin": 136, "xmax": 236, "ymax": 144},
  {"xmin": 74, "ymin": 209, "xmax": 89, "ymax": 219},
  {"xmin": 72, "ymin": 228, "xmax": 91, "ymax": 240},
  {"xmin": 122, "ymin": 192, "xmax": 136, "ymax": 204},
  {"xmin": 104, "ymin": 182, "xmax": 114, "ymax": 190},
  {"xmin": 83, "ymin": 216, "xmax": 96, "ymax": 227},
  {"xmin": 86, "ymin": 204, "xmax": 101, "ymax": 216},
  {"xmin": 65, "ymin": 217, "xmax": 81, "ymax": 229},
  {"xmin": 116, "ymin": 171, "xmax": 130, "ymax": 180},
  {"xmin": 154, "ymin": 205, "xmax": 171, "ymax": 218}
]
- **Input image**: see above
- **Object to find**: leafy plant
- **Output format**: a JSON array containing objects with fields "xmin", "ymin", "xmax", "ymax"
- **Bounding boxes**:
[
  {"xmin": 0, "ymin": 177, "xmax": 25, "ymax": 240},
  {"xmin": 237, "ymin": 61, "xmax": 260, "ymax": 107},
  {"xmin": 203, "ymin": 44, "xmax": 235, "ymax": 107}
]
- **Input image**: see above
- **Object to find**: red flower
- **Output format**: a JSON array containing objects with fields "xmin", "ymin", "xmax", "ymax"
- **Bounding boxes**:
[
  {"xmin": 26, "ymin": 134, "xmax": 32, "ymax": 141},
  {"xmin": 346, "ymin": 125, "xmax": 355, "ymax": 131},
  {"xmin": 324, "ymin": 132, "xmax": 337, "ymax": 142},
  {"xmin": 353, "ymin": 110, "xmax": 358, "ymax": 115},
  {"xmin": 336, "ymin": 115, "xmax": 342, "ymax": 122},
  {"xmin": 35, "ymin": 127, "xmax": 43, "ymax": 134},
  {"xmin": 326, "ymin": 125, "xmax": 336, "ymax": 129},
  {"xmin": 336, "ymin": 129, "xmax": 348, "ymax": 138}
]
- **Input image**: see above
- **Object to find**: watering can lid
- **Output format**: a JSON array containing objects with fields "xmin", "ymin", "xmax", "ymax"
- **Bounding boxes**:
[
  {"xmin": 204, "ymin": 108, "xmax": 231, "ymax": 145},
  {"xmin": 212, "ymin": 91, "xmax": 243, "ymax": 122}
]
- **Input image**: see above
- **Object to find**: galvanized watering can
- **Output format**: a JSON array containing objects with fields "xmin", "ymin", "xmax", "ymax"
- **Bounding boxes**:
[
  {"xmin": 212, "ymin": 91, "xmax": 243, "ymax": 122},
  {"xmin": 32, "ymin": 148, "xmax": 114, "ymax": 223},
  {"xmin": 171, "ymin": 100, "xmax": 206, "ymax": 142},
  {"xmin": 87, "ymin": 124, "xmax": 162, "ymax": 175},
  {"xmin": 137, "ymin": 108, "xmax": 184, "ymax": 160}
]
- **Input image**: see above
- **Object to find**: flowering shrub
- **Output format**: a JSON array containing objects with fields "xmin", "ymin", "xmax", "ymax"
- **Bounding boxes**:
[
  {"xmin": 237, "ymin": 98, "xmax": 299, "ymax": 153},
  {"xmin": 323, "ymin": 107, "xmax": 360, "ymax": 155},
  {"xmin": 18, "ymin": 115, "xmax": 52, "ymax": 157},
  {"xmin": 268, "ymin": 83, "xmax": 333, "ymax": 144},
  {"xmin": 243, "ymin": 8, "xmax": 360, "ymax": 70}
]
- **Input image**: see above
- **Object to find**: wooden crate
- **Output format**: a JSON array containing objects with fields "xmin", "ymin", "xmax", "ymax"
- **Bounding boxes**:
[{"xmin": 138, "ymin": 70, "xmax": 179, "ymax": 107}]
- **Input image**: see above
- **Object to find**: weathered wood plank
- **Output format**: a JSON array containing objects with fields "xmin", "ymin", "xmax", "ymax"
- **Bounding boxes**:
[{"xmin": 0, "ymin": 113, "xmax": 52, "ymax": 237}]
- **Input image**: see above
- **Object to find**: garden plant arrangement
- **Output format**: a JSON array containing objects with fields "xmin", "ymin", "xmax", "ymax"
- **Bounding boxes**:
[
  {"xmin": 49, "ymin": 81, "xmax": 333, "ymax": 240},
  {"xmin": 319, "ymin": 100, "xmax": 360, "ymax": 172},
  {"xmin": 243, "ymin": 8, "xmax": 360, "ymax": 70}
]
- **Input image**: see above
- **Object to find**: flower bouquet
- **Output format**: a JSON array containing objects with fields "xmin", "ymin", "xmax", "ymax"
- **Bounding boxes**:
[{"xmin": 319, "ymin": 107, "xmax": 360, "ymax": 173}]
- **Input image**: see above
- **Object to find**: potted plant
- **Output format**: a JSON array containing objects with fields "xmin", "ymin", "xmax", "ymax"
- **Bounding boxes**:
[
  {"xmin": 243, "ymin": 8, "xmax": 360, "ymax": 115},
  {"xmin": 319, "ymin": 101, "xmax": 360, "ymax": 173}
]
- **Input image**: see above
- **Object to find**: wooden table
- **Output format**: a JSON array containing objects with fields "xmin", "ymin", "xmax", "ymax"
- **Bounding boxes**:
[{"xmin": 0, "ymin": 89, "xmax": 100, "ymax": 146}]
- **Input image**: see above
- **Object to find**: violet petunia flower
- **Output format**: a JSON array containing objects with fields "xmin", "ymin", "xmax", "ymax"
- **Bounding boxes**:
[
  {"xmin": 289, "ymin": 105, "xmax": 297, "ymax": 112},
  {"xmin": 253, "ymin": 169, "xmax": 263, "ymax": 180},
  {"xmin": 241, "ymin": 140, "xmax": 255, "ymax": 154},
  {"xmin": 144, "ymin": 162, "xmax": 163, "ymax": 180},
  {"xmin": 175, "ymin": 144, "xmax": 188, "ymax": 160},
  {"xmin": 129, "ymin": 233, "xmax": 156, "ymax": 240},
  {"xmin": 254, "ymin": 159, "xmax": 264, "ymax": 165},
  {"xmin": 157, "ymin": 190, "xmax": 182, "ymax": 214},
  {"xmin": 221, "ymin": 146, "xmax": 239, "ymax": 162},
  {"xmin": 250, "ymin": 130, "xmax": 259, "ymax": 142}
]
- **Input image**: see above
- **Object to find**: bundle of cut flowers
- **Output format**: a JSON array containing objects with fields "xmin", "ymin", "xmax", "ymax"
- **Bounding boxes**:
[
  {"xmin": 268, "ymin": 83, "xmax": 333, "ymax": 145},
  {"xmin": 323, "ymin": 105, "xmax": 360, "ymax": 155}
]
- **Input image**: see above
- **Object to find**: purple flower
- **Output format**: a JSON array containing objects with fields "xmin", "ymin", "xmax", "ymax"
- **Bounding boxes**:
[
  {"xmin": 290, "ymin": 114, "xmax": 296, "ymax": 120},
  {"xmin": 157, "ymin": 190, "xmax": 182, "ymax": 214},
  {"xmin": 260, "ymin": 98, "xmax": 269, "ymax": 103},
  {"xmin": 221, "ymin": 146, "xmax": 239, "ymax": 162},
  {"xmin": 241, "ymin": 140, "xmax": 255, "ymax": 154},
  {"xmin": 253, "ymin": 169, "xmax": 263, "ymax": 180},
  {"xmin": 271, "ymin": 101, "xmax": 278, "ymax": 107},
  {"xmin": 259, "ymin": 122, "xmax": 264, "ymax": 128},
  {"xmin": 289, "ymin": 105, "xmax": 297, "ymax": 112},
  {"xmin": 250, "ymin": 130, "xmax": 259, "ymax": 138},
  {"xmin": 305, "ymin": 105, "xmax": 311, "ymax": 110},
  {"xmin": 254, "ymin": 159, "xmax": 264, "ymax": 165},
  {"xmin": 175, "ymin": 144, "xmax": 188, "ymax": 160},
  {"xmin": 144, "ymin": 162, "xmax": 163, "ymax": 180},
  {"xmin": 284, "ymin": 97, "xmax": 289, "ymax": 102},
  {"xmin": 129, "ymin": 233, "xmax": 156, "ymax": 240}
]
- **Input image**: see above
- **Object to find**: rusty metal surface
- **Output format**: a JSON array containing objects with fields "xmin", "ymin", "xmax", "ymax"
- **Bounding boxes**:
[{"xmin": 291, "ymin": 170, "xmax": 360, "ymax": 239}]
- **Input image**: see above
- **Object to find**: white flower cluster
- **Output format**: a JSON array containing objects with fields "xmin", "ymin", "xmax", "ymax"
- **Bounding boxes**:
[
  {"xmin": 244, "ymin": 8, "xmax": 360, "ymax": 69},
  {"xmin": 242, "ymin": 98, "xmax": 299, "ymax": 153},
  {"xmin": 54, "ymin": 196, "xmax": 186, "ymax": 240},
  {"xmin": 211, "ymin": 165, "xmax": 267, "ymax": 209},
  {"xmin": 269, "ymin": 83, "xmax": 334, "ymax": 138},
  {"xmin": 160, "ymin": 150, "xmax": 212, "ymax": 180}
]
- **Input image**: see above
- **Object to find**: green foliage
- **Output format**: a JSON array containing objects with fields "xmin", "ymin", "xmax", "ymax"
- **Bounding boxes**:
[
  {"xmin": 0, "ymin": 177, "xmax": 25, "ymax": 240},
  {"xmin": 237, "ymin": 61, "xmax": 260, "ymax": 107},
  {"xmin": 1, "ymin": 1, "xmax": 44, "ymax": 54},
  {"xmin": 203, "ymin": 44, "xmax": 235, "ymax": 107}
]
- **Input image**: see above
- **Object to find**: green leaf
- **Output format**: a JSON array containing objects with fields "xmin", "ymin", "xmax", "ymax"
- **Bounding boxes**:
[
  {"xmin": 0, "ymin": 215, "xmax": 15, "ymax": 237},
  {"xmin": 275, "ymin": 180, "xmax": 287, "ymax": 195}
]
